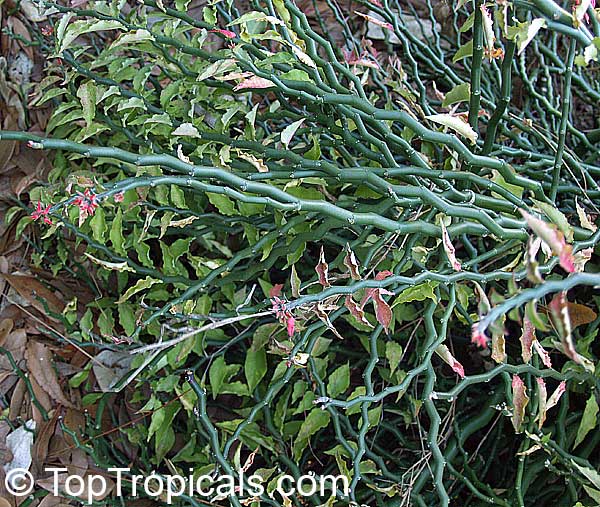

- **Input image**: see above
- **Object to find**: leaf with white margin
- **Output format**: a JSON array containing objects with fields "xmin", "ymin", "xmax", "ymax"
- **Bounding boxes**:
[
  {"xmin": 85, "ymin": 252, "xmax": 135, "ymax": 272},
  {"xmin": 228, "ymin": 11, "xmax": 285, "ymax": 26},
  {"xmin": 435, "ymin": 344, "xmax": 465, "ymax": 378},
  {"xmin": 574, "ymin": 0, "xmax": 592, "ymax": 25},
  {"xmin": 59, "ymin": 19, "xmax": 123, "ymax": 54},
  {"xmin": 481, "ymin": 5, "xmax": 496, "ymax": 52},
  {"xmin": 520, "ymin": 209, "xmax": 575, "ymax": 273},
  {"xmin": 426, "ymin": 114, "xmax": 478, "ymax": 144},
  {"xmin": 576, "ymin": 198, "xmax": 597, "ymax": 232},
  {"xmin": 281, "ymin": 118, "xmax": 306, "ymax": 149},
  {"xmin": 110, "ymin": 29, "xmax": 153, "ymax": 49},
  {"xmin": 508, "ymin": 18, "xmax": 546, "ymax": 55},
  {"xmin": 233, "ymin": 76, "xmax": 275, "ymax": 91},
  {"xmin": 573, "ymin": 462, "xmax": 600, "ymax": 489},
  {"xmin": 531, "ymin": 199, "xmax": 574, "ymax": 242},
  {"xmin": 582, "ymin": 43, "xmax": 598, "ymax": 65},
  {"xmin": 290, "ymin": 45, "xmax": 317, "ymax": 68},
  {"xmin": 440, "ymin": 219, "xmax": 462, "ymax": 271},
  {"xmin": 511, "ymin": 375, "xmax": 529, "ymax": 433},
  {"xmin": 172, "ymin": 122, "xmax": 200, "ymax": 138}
]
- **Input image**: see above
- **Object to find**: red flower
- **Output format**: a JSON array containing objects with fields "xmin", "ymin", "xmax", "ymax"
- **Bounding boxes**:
[
  {"xmin": 113, "ymin": 192, "xmax": 124, "ymax": 203},
  {"xmin": 271, "ymin": 296, "xmax": 295, "ymax": 337},
  {"xmin": 286, "ymin": 316, "xmax": 296, "ymax": 337},
  {"xmin": 31, "ymin": 202, "xmax": 53, "ymax": 225},
  {"xmin": 73, "ymin": 189, "xmax": 99, "ymax": 216},
  {"xmin": 471, "ymin": 324, "xmax": 488, "ymax": 348},
  {"xmin": 573, "ymin": 0, "xmax": 595, "ymax": 22}
]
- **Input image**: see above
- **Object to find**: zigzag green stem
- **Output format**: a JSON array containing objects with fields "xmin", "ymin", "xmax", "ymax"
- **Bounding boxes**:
[
  {"xmin": 421, "ymin": 287, "xmax": 456, "ymax": 506},
  {"xmin": 432, "ymin": 364, "xmax": 585, "ymax": 401},
  {"xmin": 0, "ymin": 131, "xmax": 539, "ymax": 239},
  {"xmin": 477, "ymin": 273, "xmax": 600, "ymax": 334},
  {"xmin": 183, "ymin": 371, "xmax": 244, "ymax": 507},
  {"xmin": 349, "ymin": 325, "xmax": 383, "ymax": 498}
]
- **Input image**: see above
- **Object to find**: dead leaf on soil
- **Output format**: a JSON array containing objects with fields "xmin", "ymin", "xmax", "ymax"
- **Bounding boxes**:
[
  {"xmin": 0, "ymin": 274, "xmax": 64, "ymax": 317},
  {"xmin": 92, "ymin": 350, "xmax": 133, "ymax": 392},
  {"xmin": 26, "ymin": 341, "xmax": 75, "ymax": 408}
]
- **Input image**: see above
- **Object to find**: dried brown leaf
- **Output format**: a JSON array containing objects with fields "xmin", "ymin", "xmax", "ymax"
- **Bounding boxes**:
[
  {"xmin": 29, "ymin": 375, "xmax": 52, "ymax": 428},
  {"xmin": 315, "ymin": 246, "xmax": 330, "ymax": 287},
  {"xmin": 520, "ymin": 316, "xmax": 535, "ymax": 363},
  {"xmin": 8, "ymin": 378, "xmax": 26, "ymax": 421},
  {"xmin": 32, "ymin": 416, "xmax": 57, "ymax": 474},
  {"xmin": 343, "ymin": 246, "xmax": 361, "ymax": 280},
  {"xmin": 511, "ymin": 374, "xmax": 529, "ymax": 433},
  {"xmin": 372, "ymin": 290, "xmax": 393, "ymax": 333},
  {"xmin": 344, "ymin": 295, "xmax": 373, "ymax": 327},
  {"xmin": 233, "ymin": 76, "xmax": 274, "ymax": 91},
  {"xmin": 0, "ymin": 318, "xmax": 14, "ymax": 343},
  {"xmin": 440, "ymin": 221, "xmax": 461, "ymax": 271},
  {"xmin": 26, "ymin": 341, "xmax": 75, "ymax": 408},
  {"xmin": 566, "ymin": 303, "xmax": 597, "ymax": 329},
  {"xmin": 0, "ymin": 274, "xmax": 64, "ymax": 316}
]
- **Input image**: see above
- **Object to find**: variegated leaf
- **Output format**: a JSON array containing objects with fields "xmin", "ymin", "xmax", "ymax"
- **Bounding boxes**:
[
  {"xmin": 426, "ymin": 114, "xmax": 478, "ymax": 144},
  {"xmin": 372, "ymin": 290, "xmax": 393, "ymax": 333},
  {"xmin": 435, "ymin": 344, "xmax": 465, "ymax": 378},
  {"xmin": 343, "ymin": 246, "xmax": 361, "ymax": 280},
  {"xmin": 315, "ymin": 246, "xmax": 330, "ymax": 287},
  {"xmin": 345, "ymin": 295, "xmax": 373, "ymax": 327},
  {"xmin": 520, "ymin": 209, "xmax": 575, "ymax": 273},
  {"xmin": 511, "ymin": 375, "xmax": 529, "ymax": 433},
  {"xmin": 233, "ymin": 76, "xmax": 275, "ymax": 91},
  {"xmin": 520, "ymin": 316, "xmax": 536, "ymax": 363},
  {"xmin": 440, "ymin": 220, "xmax": 462, "ymax": 271}
]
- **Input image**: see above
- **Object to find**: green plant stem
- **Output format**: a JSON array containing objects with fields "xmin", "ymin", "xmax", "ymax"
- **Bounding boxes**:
[
  {"xmin": 469, "ymin": 0, "xmax": 484, "ymax": 131},
  {"xmin": 482, "ymin": 41, "xmax": 516, "ymax": 155},
  {"xmin": 550, "ymin": 37, "xmax": 576, "ymax": 201}
]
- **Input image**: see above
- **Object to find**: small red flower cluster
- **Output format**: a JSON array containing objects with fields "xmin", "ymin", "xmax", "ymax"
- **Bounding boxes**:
[
  {"xmin": 471, "ymin": 323, "xmax": 488, "ymax": 348},
  {"xmin": 271, "ymin": 296, "xmax": 295, "ymax": 337},
  {"xmin": 31, "ymin": 202, "xmax": 53, "ymax": 225},
  {"xmin": 573, "ymin": 0, "xmax": 596, "ymax": 22},
  {"xmin": 73, "ymin": 188, "xmax": 99, "ymax": 216},
  {"xmin": 31, "ymin": 189, "xmax": 101, "ymax": 226}
]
